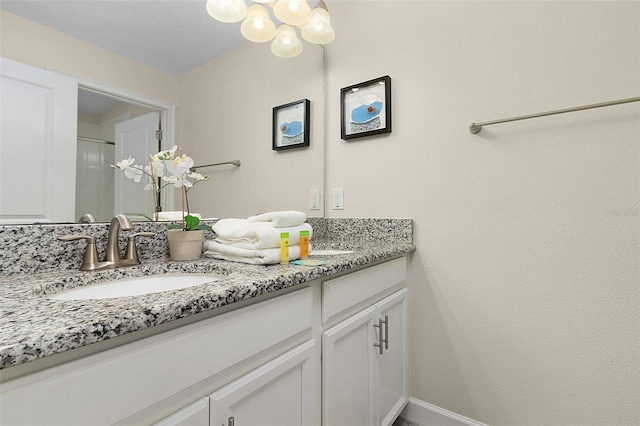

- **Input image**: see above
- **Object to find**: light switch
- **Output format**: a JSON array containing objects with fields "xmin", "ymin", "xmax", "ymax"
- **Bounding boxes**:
[
  {"xmin": 332, "ymin": 188, "xmax": 344, "ymax": 210},
  {"xmin": 310, "ymin": 190, "xmax": 321, "ymax": 210}
]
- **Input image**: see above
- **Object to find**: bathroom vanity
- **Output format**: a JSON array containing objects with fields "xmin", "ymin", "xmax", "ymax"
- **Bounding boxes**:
[{"xmin": 0, "ymin": 218, "xmax": 414, "ymax": 425}]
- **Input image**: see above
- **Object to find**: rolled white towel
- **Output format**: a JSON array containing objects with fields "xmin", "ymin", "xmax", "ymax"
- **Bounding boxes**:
[
  {"xmin": 156, "ymin": 211, "xmax": 202, "ymax": 221},
  {"xmin": 247, "ymin": 210, "xmax": 307, "ymax": 228},
  {"xmin": 213, "ymin": 219, "xmax": 312, "ymax": 250},
  {"xmin": 203, "ymin": 240, "xmax": 308, "ymax": 265}
]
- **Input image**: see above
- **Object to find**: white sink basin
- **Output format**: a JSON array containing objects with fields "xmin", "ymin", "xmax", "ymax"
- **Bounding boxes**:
[{"xmin": 50, "ymin": 274, "xmax": 221, "ymax": 300}]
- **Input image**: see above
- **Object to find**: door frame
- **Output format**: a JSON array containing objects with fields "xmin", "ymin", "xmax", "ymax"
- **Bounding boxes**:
[{"xmin": 48, "ymin": 68, "xmax": 177, "ymax": 213}]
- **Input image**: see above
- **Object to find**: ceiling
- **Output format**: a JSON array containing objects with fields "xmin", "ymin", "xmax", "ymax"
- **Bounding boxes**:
[{"xmin": 0, "ymin": 0, "xmax": 248, "ymax": 76}]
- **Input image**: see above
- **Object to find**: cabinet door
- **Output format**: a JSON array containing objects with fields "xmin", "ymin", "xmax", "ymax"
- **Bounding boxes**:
[
  {"xmin": 154, "ymin": 397, "xmax": 209, "ymax": 426},
  {"xmin": 376, "ymin": 289, "xmax": 410, "ymax": 426},
  {"xmin": 322, "ymin": 306, "xmax": 377, "ymax": 426},
  {"xmin": 209, "ymin": 340, "xmax": 316, "ymax": 426}
]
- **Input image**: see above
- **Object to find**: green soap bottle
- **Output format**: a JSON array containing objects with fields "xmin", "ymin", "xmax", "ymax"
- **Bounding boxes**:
[{"xmin": 280, "ymin": 232, "xmax": 289, "ymax": 265}]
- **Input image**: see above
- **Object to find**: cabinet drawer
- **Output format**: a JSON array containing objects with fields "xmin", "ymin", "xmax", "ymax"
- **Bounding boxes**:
[{"xmin": 322, "ymin": 258, "xmax": 406, "ymax": 324}]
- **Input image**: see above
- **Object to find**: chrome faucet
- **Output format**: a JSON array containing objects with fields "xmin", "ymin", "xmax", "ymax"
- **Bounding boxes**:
[
  {"xmin": 78, "ymin": 213, "xmax": 96, "ymax": 223},
  {"xmin": 59, "ymin": 214, "xmax": 154, "ymax": 271},
  {"xmin": 106, "ymin": 214, "xmax": 133, "ymax": 264}
]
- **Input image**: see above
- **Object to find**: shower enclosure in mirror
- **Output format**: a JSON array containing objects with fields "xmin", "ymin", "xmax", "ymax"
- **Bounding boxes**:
[{"xmin": 77, "ymin": 89, "xmax": 164, "ymax": 222}]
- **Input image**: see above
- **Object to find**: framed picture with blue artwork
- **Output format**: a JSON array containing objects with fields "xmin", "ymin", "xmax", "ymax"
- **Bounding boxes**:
[
  {"xmin": 340, "ymin": 75, "xmax": 391, "ymax": 140},
  {"xmin": 273, "ymin": 99, "xmax": 310, "ymax": 151}
]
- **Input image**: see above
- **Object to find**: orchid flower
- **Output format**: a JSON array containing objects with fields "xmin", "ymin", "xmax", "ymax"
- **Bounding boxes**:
[
  {"xmin": 168, "ymin": 154, "xmax": 194, "ymax": 176},
  {"xmin": 145, "ymin": 161, "xmax": 165, "ymax": 178},
  {"xmin": 113, "ymin": 146, "xmax": 210, "ymax": 229},
  {"xmin": 188, "ymin": 172, "xmax": 208, "ymax": 182},
  {"xmin": 115, "ymin": 158, "xmax": 144, "ymax": 182},
  {"xmin": 126, "ymin": 167, "xmax": 144, "ymax": 183},
  {"xmin": 115, "ymin": 157, "xmax": 136, "ymax": 170},
  {"xmin": 162, "ymin": 175, "xmax": 181, "ymax": 187},
  {"xmin": 154, "ymin": 145, "xmax": 178, "ymax": 161}
]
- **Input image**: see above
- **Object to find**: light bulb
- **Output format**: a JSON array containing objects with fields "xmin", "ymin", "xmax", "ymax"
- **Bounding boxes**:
[
  {"xmin": 301, "ymin": 6, "xmax": 334, "ymax": 44},
  {"xmin": 241, "ymin": 4, "xmax": 276, "ymax": 42},
  {"xmin": 271, "ymin": 25, "xmax": 303, "ymax": 58},
  {"xmin": 206, "ymin": 0, "xmax": 247, "ymax": 23},
  {"xmin": 273, "ymin": 0, "xmax": 312, "ymax": 26}
]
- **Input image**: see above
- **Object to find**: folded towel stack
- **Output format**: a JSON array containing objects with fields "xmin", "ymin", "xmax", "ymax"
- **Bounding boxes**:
[{"xmin": 203, "ymin": 211, "xmax": 312, "ymax": 265}]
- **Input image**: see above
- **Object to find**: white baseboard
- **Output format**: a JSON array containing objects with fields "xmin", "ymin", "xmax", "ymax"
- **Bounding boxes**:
[{"xmin": 399, "ymin": 398, "xmax": 487, "ymax": 426}]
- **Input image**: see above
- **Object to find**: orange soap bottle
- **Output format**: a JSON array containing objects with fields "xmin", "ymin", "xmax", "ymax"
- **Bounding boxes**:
[{"xmin": 299, "ymin": 230, "xmax": 310, "ymax": 259}]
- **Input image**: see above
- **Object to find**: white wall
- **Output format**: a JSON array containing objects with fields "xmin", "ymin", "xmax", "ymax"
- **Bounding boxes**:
[
  {"xmin": 323, "ymin": 1, "xmax": 639, "ymax": 424},
  {"xmin": 176, "ymin": 41, "xmax": 325, "ymax": 219}
]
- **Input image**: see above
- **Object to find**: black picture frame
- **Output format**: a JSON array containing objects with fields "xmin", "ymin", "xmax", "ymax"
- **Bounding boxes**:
[
  {"xmin": 272, "ymin": 99, "xmax": 310, "ymax": 151},
  {"xmin": 340, "ymin": 75, "xmax": 392, "ymax": 140}
]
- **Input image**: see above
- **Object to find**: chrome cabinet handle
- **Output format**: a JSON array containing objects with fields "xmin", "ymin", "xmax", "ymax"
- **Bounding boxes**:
[
  {"xmin": 373, "ymin": 315, "xmax": 389, "ymax": 355},
  {"xmin": 373, "ymin": 318, "xmax": 384, "ymax": 355},
  {"xmin": 383, "ymin": 314, "xmax": 389, "ymax": 350},
  {"xmin": 228, "ymin": 416, "xmax": 235, "ymax": 426}
]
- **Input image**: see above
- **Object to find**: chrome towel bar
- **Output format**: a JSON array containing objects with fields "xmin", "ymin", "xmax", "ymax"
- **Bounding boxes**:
[
  {"xmin": 469, "ymin": 96, "xmax": 640, "ymax": 134},
  {"xmin": 192, "ymin": 160, "xmax": 241, "ymax": 171}
]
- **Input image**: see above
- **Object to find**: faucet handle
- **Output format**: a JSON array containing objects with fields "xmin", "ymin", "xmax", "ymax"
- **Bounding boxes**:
[
  {"xmin": 124, "ymin": 232, "xmax": 155, "ymax": 263},
  {"xmin": 59, "ymin": 235, "xmax": 100, "ymax": 271}
]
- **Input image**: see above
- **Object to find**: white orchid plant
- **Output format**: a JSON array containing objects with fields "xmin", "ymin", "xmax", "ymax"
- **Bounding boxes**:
[{"xmin": 113, "ymin": 145, "xmax": 211, "ymax": 231}]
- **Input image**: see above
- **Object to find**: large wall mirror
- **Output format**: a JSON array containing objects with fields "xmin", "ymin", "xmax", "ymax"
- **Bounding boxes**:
[{"xmin": 0, "ymin": 1, "xmax": 326, "ymax": 225}]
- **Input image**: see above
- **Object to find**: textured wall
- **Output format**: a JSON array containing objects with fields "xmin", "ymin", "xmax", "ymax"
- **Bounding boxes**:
[{"xmin": 323, "ymin": 1, "xmax": 639, "ymax": 425}]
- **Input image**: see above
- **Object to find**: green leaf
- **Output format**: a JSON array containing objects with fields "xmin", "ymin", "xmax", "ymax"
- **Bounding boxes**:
[
  {"xmin": 184, "ymin": 215, "xmax": 200, "ymax": 231},
  {"xmin": 193, "ymin": 223, "xmax": 213, "ymax": 232}
]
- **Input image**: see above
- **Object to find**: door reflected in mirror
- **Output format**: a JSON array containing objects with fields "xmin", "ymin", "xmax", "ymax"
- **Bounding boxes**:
[{"xmin": 76, "ymin": 89, "xmax": 161, "ymax": 222}]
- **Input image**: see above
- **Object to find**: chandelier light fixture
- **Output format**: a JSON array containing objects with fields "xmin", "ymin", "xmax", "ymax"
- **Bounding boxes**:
[{"xmin": 206, "ymin": 0, "xmax": 335, "ymax": 58}]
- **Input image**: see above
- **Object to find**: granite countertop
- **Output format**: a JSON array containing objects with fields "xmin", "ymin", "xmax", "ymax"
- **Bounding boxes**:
[{"xmin": 0, "ymin": 239, "xmax": 414, "ymax": 370}]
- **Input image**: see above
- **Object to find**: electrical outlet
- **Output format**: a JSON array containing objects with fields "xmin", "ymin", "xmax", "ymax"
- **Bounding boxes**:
[
  {"xmin": 332, "ymin": 188, "xmax": 344, "ymax": 210},
  {"xmin": 310, "ymin": 190, "xmax": 321, "ymax": 210}
]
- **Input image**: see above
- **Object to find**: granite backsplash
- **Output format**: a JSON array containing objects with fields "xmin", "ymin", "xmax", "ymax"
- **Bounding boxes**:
[{"xmin": 0, "ymin": 217, "xmax": 412, "ymax": 277}]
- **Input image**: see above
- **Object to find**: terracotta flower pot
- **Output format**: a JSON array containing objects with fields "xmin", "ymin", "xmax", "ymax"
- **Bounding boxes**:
[{"xmin": 167, "ymin": 229, "xmax": 205, "ymax": 261}]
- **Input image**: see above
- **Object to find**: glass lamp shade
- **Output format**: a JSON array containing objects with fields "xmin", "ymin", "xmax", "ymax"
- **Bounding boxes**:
[
  {"xmin": 271, "ymin": 25, "xmax": 303, "ymax": 58},
  {"xmin": 241, "ymin": 4, "xmax": 277, "ymax": 42},
  {"xmin": 301, "ymin": 7, "xmax": 335, "ymax": 44},
  {"xmin": 273, "ymin": 0, "xmax": 312, "ymax": 26},
  {"xmin": 206, "ymin": 0, "xmax": 247, "ymax": 23}
]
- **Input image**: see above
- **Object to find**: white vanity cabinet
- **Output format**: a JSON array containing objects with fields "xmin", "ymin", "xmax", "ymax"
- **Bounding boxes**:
[
  {"xmin": 0, "ymin": 256, "xmax": 409, "ymax": 426},
  {"xmin": 321, "ymin": 258, "xmax": 410, "ymax": 426}
]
